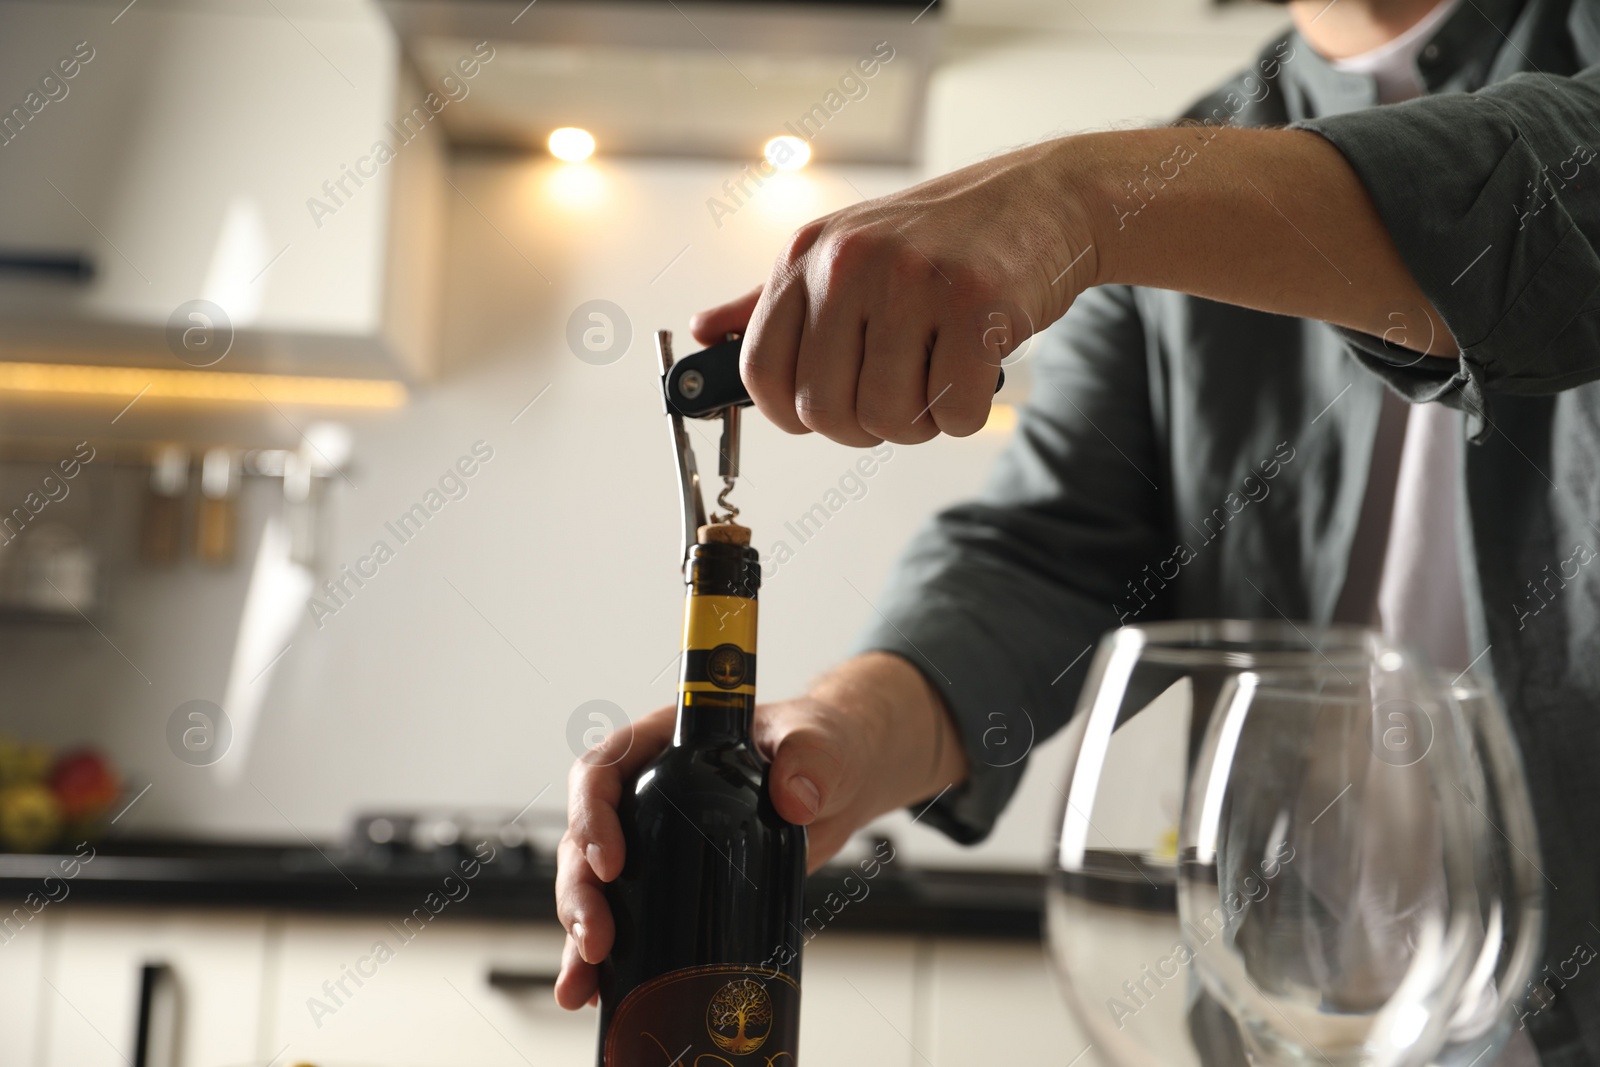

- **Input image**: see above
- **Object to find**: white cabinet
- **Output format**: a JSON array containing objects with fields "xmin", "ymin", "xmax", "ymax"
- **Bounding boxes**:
[
  {"xmin": 801, "ymin": 934, "xmax": 919, "ymax": 1067},
  {"xmin": 36, "ymin": 907, "xmax": 268, "ymax": 1067},
  {"xmin": 0, "ymin": 900, "xmax": 50, "ymax": 1067},
  {"xmin": 266, "ymin": 915, "xmax": 596, "ymax": 1066},
  {"xmin": 0, "ymin": 0, "xmax": 442, "ymax": 379},
  {"xmin": 0, "ymin": 904, "xmax": 1091, "ymax": 1067},
  {"xmin": 920, "ymin": 939, "xmax": 1106, "ymax": 1067},
  {"xmin": 267, "ymin": 922, "xmax": 922, "ymax": 1067}
]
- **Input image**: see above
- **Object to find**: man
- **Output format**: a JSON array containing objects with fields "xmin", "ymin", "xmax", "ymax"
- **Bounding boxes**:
[{"xmin": 559, "ymin": 0, "xmax": 1600, "ymax": 1061}]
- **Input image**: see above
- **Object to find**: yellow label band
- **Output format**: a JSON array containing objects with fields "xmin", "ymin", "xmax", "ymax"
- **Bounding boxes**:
[
  {"xmin": 682, "ymin": 595, "xmax": 758, "ymax": 653},
  {"xmin": 679, "ymin": 682, "xmax": 757, "ymax": 697}
]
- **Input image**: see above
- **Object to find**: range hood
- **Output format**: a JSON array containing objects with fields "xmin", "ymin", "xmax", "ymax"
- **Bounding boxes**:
[
  {"xmin": 0, "ymin": 1, "xmax": 442, "ymax": 385},
  {"xmin": 379, "ymin": 0, "xmax": 943, "ymax": 164}
]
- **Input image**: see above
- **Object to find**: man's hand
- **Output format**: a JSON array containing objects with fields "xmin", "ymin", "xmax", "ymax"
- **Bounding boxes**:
[
  {"xmin": 691, "ymin": 142, "xmax": 1099, "ymax": 448},
  {"xmin": 691, "ymin": 127, "xmax": 1456, "ymax": 449},
  {"xmin": 553, "ymin": 652, "xmax": 969, "ymax": 1010}
]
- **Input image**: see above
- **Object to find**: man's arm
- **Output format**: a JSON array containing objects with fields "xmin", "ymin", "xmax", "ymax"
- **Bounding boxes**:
[
  {"xmin": 715, "ymin": 122, "xmax": 1457, "ymax": 449},
  {"xmin": 1295, "ymin": 66, "xmax": 1600, "ymax": 414},
  {"xmin": 713, "ymin": 63, "xmax": 1600, "ymax": 446},
  {"xmin": 1079, "ymin": 125, "xmax": 1457, "ymax": 359}
]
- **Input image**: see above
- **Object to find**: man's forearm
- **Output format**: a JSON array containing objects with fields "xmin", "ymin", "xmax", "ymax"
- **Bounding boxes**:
[{"xmin": 1060, "ymin": 126, "xmax": 1458, "ymax": 358}]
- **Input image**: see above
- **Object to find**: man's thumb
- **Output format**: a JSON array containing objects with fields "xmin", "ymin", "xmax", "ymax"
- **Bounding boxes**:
[
  {"xmin": 689, "ymin": 284, "xmax": 763, "ymax": 346},
  {"xmin": 767, "ymin": 723, "xmax": 847, "ymax": 827}
]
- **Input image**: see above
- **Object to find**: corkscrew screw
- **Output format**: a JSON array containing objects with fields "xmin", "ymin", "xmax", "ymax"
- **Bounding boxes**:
[{"xmin": 658, "ymin": 330, "xmax": 750, "ymax": 564}]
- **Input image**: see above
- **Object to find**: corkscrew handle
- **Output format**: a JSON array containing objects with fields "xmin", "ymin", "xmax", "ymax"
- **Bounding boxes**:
[
  {"xmin": 663, "ymin": 334, "xmax": 1005, "ymax": 420},
  {"xmin": 663, "ymin": 334, "xmax": 750, "ymax": 420},
  {"xmin": 658, "ymin": 330, "xmax": 1006, "ymax": 564}
]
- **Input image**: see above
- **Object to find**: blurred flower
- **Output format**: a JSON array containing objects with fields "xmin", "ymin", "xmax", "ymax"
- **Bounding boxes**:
[
  {"xmin": 0, "ymin": 784, "xmax": 63, "ymax": 852},
  {"xmin": 49, "ymin": 749, "xmax": 120, "ymax": 821},
  {"xmin": 0, "ymin": 737, "xmax": 52, "ymax": 787}
]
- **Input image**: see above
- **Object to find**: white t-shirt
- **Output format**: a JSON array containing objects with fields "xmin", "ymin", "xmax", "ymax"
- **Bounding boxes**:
[
  {"xmin": 1332, "ymin": 0, "xmax": 1472, "ymax": 673},
  {"xmin": 1328, "ymin": 0, "xmax": 1463, "ymax": 102},
  {"xmin": 1329, "ymin": 30, "xmax": 1536, "ymax": 1067}
]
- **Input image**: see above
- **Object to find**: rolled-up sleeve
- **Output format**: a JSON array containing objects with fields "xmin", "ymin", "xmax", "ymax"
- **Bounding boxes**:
[
  {"xmin": 1296, "ymin": 65, "xmax": 1600, "ymax": 425},
  {"xmin": 852, "ymin": 285, "xmax": 1168, "ymax": 843}
]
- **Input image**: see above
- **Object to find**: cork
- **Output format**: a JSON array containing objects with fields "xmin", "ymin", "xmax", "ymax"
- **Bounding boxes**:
[{"xmin": 697, "ymin": 522, "xmax": 752, "ymax": 546}]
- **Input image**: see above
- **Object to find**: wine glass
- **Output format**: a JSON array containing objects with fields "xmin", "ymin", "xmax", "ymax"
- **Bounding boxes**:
[
  {"xmin": 1178, "ymin": 661, "xmax": 1483, "ymax": 1066},
  {"xmin": 1046, "ymin": 621, "xmax": 1386, "ymax": 1067},
  {"xmin": 1045, "ymin": 622, "xmax": 1494, "ymax": 1067},
  {"xmin": 1429, "ymin": 676, "xmax": 1544, "ymax": 1067}
]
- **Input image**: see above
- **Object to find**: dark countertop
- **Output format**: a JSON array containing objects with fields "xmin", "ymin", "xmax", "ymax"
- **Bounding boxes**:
[{"xmin": 0, "ymin": 838, "xmax": 1045, "ymax": 940}]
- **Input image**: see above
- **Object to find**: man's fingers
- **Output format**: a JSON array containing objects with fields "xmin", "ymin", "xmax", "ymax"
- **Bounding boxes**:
[
  {"xmin": 554, "ymin": 933, "xmax": 599, "ymax": 1010},
  {"xmin": 859, "ymin": 303, "xmax": 939, "ymax": 445},
  {"xmin": 566, "ymin": 704, "xmax": 675, "ymax": 883},
  {"xmin": 926, "ymin": 314, "xmax": 1000, "ymax": 438},
  {"xmin": 556, "ymin": 834, "xmax": 616, "ymax": 964},
  {"xmin": 794, "ymin": 304, "xmax": 877, "ymax": 446},
  {"xmin": 743, "ymin": 225, "xmax": 823, "ymax": 435},
  {"xmin": 565, "ymin": 758, "xmax": 624, "ymax": 884},
  {"xmin": 791, "ymin": 227, "xmax": 889, "ymax": 445},
  {"xmin": 555, "ymin": 705, "xmax": 674, "ymax": 1010},
  {"xmin": 690, "ymin": 284, "xmax": 763, "ymax": 346}
]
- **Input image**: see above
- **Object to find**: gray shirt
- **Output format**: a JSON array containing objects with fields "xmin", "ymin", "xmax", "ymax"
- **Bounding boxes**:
[{"xmin": 857, "ymin": 1, "xmax": 1600, "ymax": 1060}]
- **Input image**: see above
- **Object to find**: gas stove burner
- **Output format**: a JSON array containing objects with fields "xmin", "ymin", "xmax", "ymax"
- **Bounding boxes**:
[
  {"xmin": 349, "ymin": 808, "xmax": 550, "ymax": 867},
  {"xmin": 355, "ymin": 813, "xmax": 415, "ymax": 850}
]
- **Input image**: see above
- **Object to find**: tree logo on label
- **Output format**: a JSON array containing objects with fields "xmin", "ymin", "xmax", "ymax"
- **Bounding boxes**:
[
  {"xmin": 706, "ymin": 644, "xmax": 747, "ymax": 690},
  {"xmin": 706, "ymin": 978, "xmax": 772, "ymax": 1055}
]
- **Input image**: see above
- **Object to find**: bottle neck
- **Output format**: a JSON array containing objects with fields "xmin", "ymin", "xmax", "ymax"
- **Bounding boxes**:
[
  {"xmin": 675, "ymin": 590, "xmax": 758, "ymax": 747},
  {"xmin": 674, "ymin": 693, "xmax": 754, "ymax": 746}
]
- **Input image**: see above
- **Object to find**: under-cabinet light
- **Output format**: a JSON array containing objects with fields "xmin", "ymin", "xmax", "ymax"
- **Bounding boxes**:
[{"xmin": 0, "ymin": 362, "xmax": 408, "ymax": 408}]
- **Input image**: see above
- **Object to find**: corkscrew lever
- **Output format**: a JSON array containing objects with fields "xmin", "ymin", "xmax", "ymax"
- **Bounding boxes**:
[{"xmin": 656, "ymin": 329, "xmax": 720, "ymax": 566}]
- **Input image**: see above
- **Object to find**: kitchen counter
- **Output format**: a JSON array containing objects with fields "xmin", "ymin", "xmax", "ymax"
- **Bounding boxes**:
[{"xmin": 0, "ymin": 838, "xmax": 1045, "ymax": 939}]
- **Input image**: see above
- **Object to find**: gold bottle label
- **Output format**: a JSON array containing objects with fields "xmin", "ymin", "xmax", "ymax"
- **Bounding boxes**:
[
  {"xmin": 604, "ymin": 964, "xmax": 799, "ymax": 1066},
  {"xmin": 679, "ymin": 595, "xmax": 757, "ymax": 696}
]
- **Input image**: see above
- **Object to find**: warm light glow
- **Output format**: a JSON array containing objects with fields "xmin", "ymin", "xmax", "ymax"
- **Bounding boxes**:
[
  {"xmin": 751, "ymin": 171, "xmax": 820, "ymax": 224},
  {"xmin": 0, "ymin": 362, "xmax": 407, "ymax": 408},
  {"xmin": 982, "ymin": 402, "xmax": 1016, "ymax": 434},
  {"xmin": 548, "ymin": 127, "xmax": 596, "ymax": 162},
  {"xmin": 544, "ymin": 160, "xmax": 607, "ymax": 210},
  {"xmin": 764, "ymin": 135, "xmax": 811, "ymax": 171}
]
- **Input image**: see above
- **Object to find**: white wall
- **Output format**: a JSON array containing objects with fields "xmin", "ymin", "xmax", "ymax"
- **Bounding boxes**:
[{"xmin": 0, "ymin": 1, "xmax": 1287, "ymax": 869}]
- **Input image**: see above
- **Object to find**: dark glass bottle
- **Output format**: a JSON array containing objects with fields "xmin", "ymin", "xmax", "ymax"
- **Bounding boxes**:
[{"xmin": 597, "ymin": 527, "xmax": 807, "ymax": 1066}]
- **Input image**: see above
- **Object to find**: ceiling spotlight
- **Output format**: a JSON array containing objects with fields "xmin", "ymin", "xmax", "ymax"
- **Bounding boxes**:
[
  {"xmin": 548, "ymin": 127, "xmax": 596, "ymax": 162},
  {"xmin": 764, "ymin": 136, "xmax": 811, "ymax": 171}
]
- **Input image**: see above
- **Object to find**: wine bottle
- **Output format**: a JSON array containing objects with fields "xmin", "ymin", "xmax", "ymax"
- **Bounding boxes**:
[{"xmin": 597, "ymin": 522, "xmax": 807, "ymax": 1066}]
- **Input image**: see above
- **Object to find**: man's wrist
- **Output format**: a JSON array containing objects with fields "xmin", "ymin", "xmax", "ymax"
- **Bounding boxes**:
[
  {"xmin": 1023, "ymin": 135, "xmax": 1109, "ymax": 308},
  {"xmin": 1051, "ymin": 126, "xmax": 1206, "ymax": 293}
]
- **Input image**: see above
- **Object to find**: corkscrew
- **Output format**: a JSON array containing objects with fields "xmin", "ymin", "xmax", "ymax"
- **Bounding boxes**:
[
  {"xmin": 658, "ymin": 330, "xmax": 750, "ymax": 564},
  {"xmin": 657, "ymin": 328, "xmax": 1006, "ymax": 564}
]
